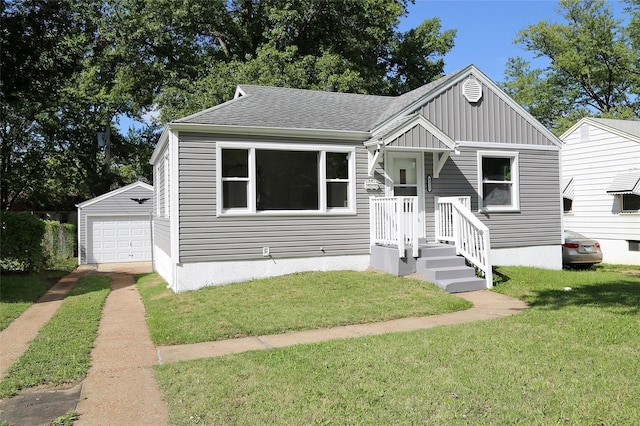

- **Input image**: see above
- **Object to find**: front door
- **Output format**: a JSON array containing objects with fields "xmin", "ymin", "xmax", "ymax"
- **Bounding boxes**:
[{"xmin": 387, "ymin": 152, "xmax": 425, "ymax": 237}]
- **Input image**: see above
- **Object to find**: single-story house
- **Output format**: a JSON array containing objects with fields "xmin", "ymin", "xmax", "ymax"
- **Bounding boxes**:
[
  {"xmin": 560, "ymin": 118, "xmax": 640, "ymax": 265},
  {"xmin": 150, "ymin": 64, "xmax": 563, "ymax": 293},
  {"xmin": 76, "ymin": 181, "xmax": 154, "ymax": 264}
]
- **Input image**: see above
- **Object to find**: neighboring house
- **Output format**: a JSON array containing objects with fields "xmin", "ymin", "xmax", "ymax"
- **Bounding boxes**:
[
  {"xmin": 560, "ymin": 118, "xmax": 640, "ymax": 265},
  {"xmin": 150, "ymin": 65, "xmax": 563, "ymax": 293},
  {"xmin": 76, "ymin": 181, "xmax": 154, "ymax": 264}
]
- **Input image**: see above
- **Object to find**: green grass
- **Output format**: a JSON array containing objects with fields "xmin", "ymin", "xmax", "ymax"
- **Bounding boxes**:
[
  {"xmin": 0, "ymin": 274, "xmax": 111, "ymax": 397},
  {"xmin": 137, "ymin": 271, "xmax": 472, "ymax": 345},
  {"xmin": 0, "ymin": 260, "xmax": 77, "ymax": 331},
  {"xmin": 154, "ymin": 266, "xmax": 640, "ymax": 425}
]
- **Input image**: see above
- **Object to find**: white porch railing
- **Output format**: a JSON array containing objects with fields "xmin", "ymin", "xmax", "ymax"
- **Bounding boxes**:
[
  {"xmin": 370, "ymin": 197, "xmax": 420, "ymax": 258},
  {"xmin": 435, "ymin": 197, "xmax": 493, "ymax": 288}
]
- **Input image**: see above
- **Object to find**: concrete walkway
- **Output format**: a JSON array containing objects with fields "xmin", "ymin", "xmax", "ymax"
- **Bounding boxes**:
[
  {"xmin": 157, "ymin": 290, "xmax": 528, "ymax": 364},
  {"xmin": 0, "ymin": 270, "xmax": 85, "ymax": 378},
  {"xmin": 75, "ymin": 265, "xmax": 168, "ymax": 426}
]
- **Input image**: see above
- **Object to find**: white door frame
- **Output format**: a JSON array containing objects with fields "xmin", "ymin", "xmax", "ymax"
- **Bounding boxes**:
[{"xmin": 385, "ymin": 151, "xmax": 426, "ymax": 238}]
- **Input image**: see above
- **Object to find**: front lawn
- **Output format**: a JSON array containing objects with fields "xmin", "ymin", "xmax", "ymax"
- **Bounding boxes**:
[
  {"xmin": 0, "ymin": 260, "xmax": 77, "ymax": 331},
  {"xmin": 137, "ymin": 271, "xmax": 472, "ymax": 345},
  {"xmin": 154, "ymin": 266, "xmax": 640, "ymax": 425}
]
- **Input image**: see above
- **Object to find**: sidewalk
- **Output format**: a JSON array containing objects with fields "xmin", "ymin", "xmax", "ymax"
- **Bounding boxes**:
[
  {"xmin": 74, "ymin": 266, "xmax": 168, "ymax": 426},
  {"xmin": 157, "ymin": 290, "xmax": 528, "ymax": 364}
]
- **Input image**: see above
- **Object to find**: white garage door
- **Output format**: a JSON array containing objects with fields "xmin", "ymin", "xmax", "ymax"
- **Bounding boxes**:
[{"xmin": 89, "ymin": 216, "xmax": 152, "ymax": 263}]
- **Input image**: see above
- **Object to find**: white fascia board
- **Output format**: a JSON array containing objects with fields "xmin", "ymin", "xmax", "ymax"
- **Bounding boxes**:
[
  {"xmin": 457, "ymin": 140, "xmax": 560, "ymax": 151},
  {"xmin": 383, "ymin": 115, "xmax": 456, "ymax": 150},
  {"xmin": 234, "ymin": 86, "xmax": 247, "ymax": 99},
  {"xmin": 166, "ymin": 122, "xmax": 370, "ymax": 142},
  {"xmin": 75, "ymin": 181, "xmax": 154, "ymax": 208},
  {"xmin": 149, "ymin": 128, "xmax": 170, "ymax": 164}
]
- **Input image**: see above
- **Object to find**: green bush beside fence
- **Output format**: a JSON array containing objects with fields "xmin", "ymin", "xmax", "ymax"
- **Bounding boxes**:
[
  {"xmin": 0, "ymin": 212, "xmax": 46, "ymax": 272},
  {"xmin": 0, "ymin": 213, "xmax": 76, "ymax": 272},
  {"xmin": 43, "ymin": 221, "xmax": 76, "ymax": 268}
]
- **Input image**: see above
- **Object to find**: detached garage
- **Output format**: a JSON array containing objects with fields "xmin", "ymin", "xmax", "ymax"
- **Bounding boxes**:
[{"xmin": 77, "ymin": 181, "xmax": 154, "ymax": 264}]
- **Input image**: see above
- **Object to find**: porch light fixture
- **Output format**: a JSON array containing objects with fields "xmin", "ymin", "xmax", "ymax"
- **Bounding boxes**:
[{"xmin": 427, "ymin": 175, "xmax": 432, "ymax": 192}]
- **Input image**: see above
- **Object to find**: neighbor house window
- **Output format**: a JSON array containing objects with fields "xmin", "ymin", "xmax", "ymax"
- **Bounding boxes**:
[
  {"xmin": 217, "ymin": 143, "xmax": 355, "ymax": 215},
  {"xmin": 563, "ymin": 198, "xmax": 573, "ymax": 213},
  {"xmin": 621, "ymin": 194, "xmax": 640, "ymax": 213},
  {"xmin": 477, "ymin": 151, "xmax": 519, "ymax": 212}
]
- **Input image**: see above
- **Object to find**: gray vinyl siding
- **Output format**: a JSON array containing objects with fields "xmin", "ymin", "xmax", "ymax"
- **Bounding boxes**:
[
  {"xmin": 424, "ymin": 148, "xmax": 562, "ymax": 248},
  {"xmin": 418, "ymin": 77, "xmax": 557, "ymax": 147},
  {"xmin": 154, "ymin": 217, "xmax": 171, "ymax": 255},
  {"xmin": 388, "ymin": 124, "xmax": 452, "ymax": 149},
  {"xmin": 78, "ymin": 185, "xmax": 153, "ymax": 264},
  {"xmin": 177, "ymin": 133, "xmax": 371, "ymax": 262}
]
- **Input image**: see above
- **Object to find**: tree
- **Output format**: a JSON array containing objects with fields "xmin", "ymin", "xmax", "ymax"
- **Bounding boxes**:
[
  {"xmin": 502, "ymin": 0, "xmax": 640, "ymax": 134},
  {"xmin": 2, "ymin": 0, "xmax": 456, "ymax": 210},
  {"xmin": 1, "ymin": 0, "xmax": 91, "ymax": 210},
  {"xmin": 152, "ymin": 0, "xmax": 456, "ymax": 121}
]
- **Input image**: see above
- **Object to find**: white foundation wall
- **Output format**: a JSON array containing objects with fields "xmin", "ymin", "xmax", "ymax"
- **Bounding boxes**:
[
  {"xmin": 153, "ymin": 246, "xmax": 174, "ymax": 289},
  {"xmin": 491, "ymin": 245, "xmax": 562, "ymax": 270},
  {"xmin": 173, "ymin": 255, "xmax": 371, "ymax": 292},
  {"xmin": 598, "ymin": 239, "xmax": 640, "ymax": 265}
]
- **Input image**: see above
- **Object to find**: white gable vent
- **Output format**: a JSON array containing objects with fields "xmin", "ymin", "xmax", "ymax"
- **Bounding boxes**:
[{"xmin": 462, "ymin": 77, "xmax": 482, "ymax": 103}]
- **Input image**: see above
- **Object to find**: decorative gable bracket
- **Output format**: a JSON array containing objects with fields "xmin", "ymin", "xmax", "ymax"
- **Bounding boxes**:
[{"xmin": 365, "ymin": 114, "xmax": 456, "ymax": 177}]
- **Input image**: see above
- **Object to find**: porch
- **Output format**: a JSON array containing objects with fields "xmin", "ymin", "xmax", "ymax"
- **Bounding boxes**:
[{"xmin": 369, "ymin": 196, "xmax": 493, "ymax": 292}]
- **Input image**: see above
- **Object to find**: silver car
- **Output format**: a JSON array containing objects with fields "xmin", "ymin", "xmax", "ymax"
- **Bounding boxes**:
[{"xmin": 562, "ymin": 230, "xmax": 603, "ymax": 267}]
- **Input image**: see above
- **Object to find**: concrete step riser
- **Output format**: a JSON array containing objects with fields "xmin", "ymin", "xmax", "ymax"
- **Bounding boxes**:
[
  {"xmin": 417, "ymin": 256, "xmax": 466, "ymax": 270},
  {"xmin": 437, "ymin": 278, "xmax": 486, "ymax": 293},
  {"xmin": 425, "ymin": 267, "xmax": 476, "ymax": 281},
  {"xmin": 418, "ymin": 246, "xmax": 457, "ymax": 258}
]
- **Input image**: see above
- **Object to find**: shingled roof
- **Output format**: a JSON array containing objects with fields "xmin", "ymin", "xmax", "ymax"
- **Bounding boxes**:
[{"xmin": 174, "ymin": 66, "xmax": 471, "ymax": 132}]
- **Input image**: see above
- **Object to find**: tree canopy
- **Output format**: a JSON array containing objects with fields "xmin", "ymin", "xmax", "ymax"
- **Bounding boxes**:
[
  {"xmin": 502, "ymin": 0, "xmax": 640, "ymax": 134},
  {"xmin": 1, "ymin": 0, "xmax": 456, "ymax": 211}
]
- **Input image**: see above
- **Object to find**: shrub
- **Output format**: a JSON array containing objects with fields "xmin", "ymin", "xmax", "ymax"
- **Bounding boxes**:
[
  {"xmin": 0, "ymin": 212, "xmax": 45, "ymax": 272},
  {"xmin": 42, "ymin": 221, "xmax": 76, "ymax": 268}
]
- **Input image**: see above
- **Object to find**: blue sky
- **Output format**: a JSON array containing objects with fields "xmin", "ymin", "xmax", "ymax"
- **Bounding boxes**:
[{"xmin": 400, "ymin": 0, "xmax": 630, "ymax": 83}]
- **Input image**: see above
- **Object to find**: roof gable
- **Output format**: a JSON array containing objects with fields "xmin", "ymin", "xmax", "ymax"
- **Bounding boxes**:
[
  {"xmin": 561, "ymin": 118, "xmax": 640, "ymax": 143},
  {"xmin": 366, "ymin": 114, "xmax": 455, "ymax": 151},
  {"xmin": 76, "ymin": 181, "xmax": 153, "ymax": 208}
]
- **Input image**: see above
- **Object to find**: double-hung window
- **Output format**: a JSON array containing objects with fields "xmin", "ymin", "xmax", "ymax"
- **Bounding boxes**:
[
  {"xmin": 217, "ymin": 143, "xmax": 355, "ymax": 215},
  {"xmin": 478, "ymin": 151, "xmax": 519, "ymax": 212}
]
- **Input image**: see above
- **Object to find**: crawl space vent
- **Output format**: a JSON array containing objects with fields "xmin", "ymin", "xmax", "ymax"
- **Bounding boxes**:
[{"xmin": 462, "ymin": 78, "xmax": 482, "ymax": 103}]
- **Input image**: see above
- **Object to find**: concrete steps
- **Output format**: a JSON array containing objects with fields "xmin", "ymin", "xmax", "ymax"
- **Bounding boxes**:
[{"xmin": 416, "ymin": 243, "xmax": 486, "ymax": 293}]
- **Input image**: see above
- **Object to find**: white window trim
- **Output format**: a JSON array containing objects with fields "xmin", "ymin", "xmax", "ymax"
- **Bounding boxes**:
[
  {"xmin": 216, "ymin": 142, "xmax": 357, "ymax": 217},
  {"xmin": 163, "ymin": 152, "xmax": 170, "ymax": 218},
  {"xmin": 477, "ymin": 150, "xmax": 520, "ymax": 213},
  {"xmin": 155, "ymin": 163, "xmax": 162, "ymax": 216}
]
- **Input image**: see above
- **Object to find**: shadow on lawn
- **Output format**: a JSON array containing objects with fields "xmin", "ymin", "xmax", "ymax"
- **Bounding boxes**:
[{"xmin": 529, "ymin": 281, "xmax": 640, "ymax": 314}]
